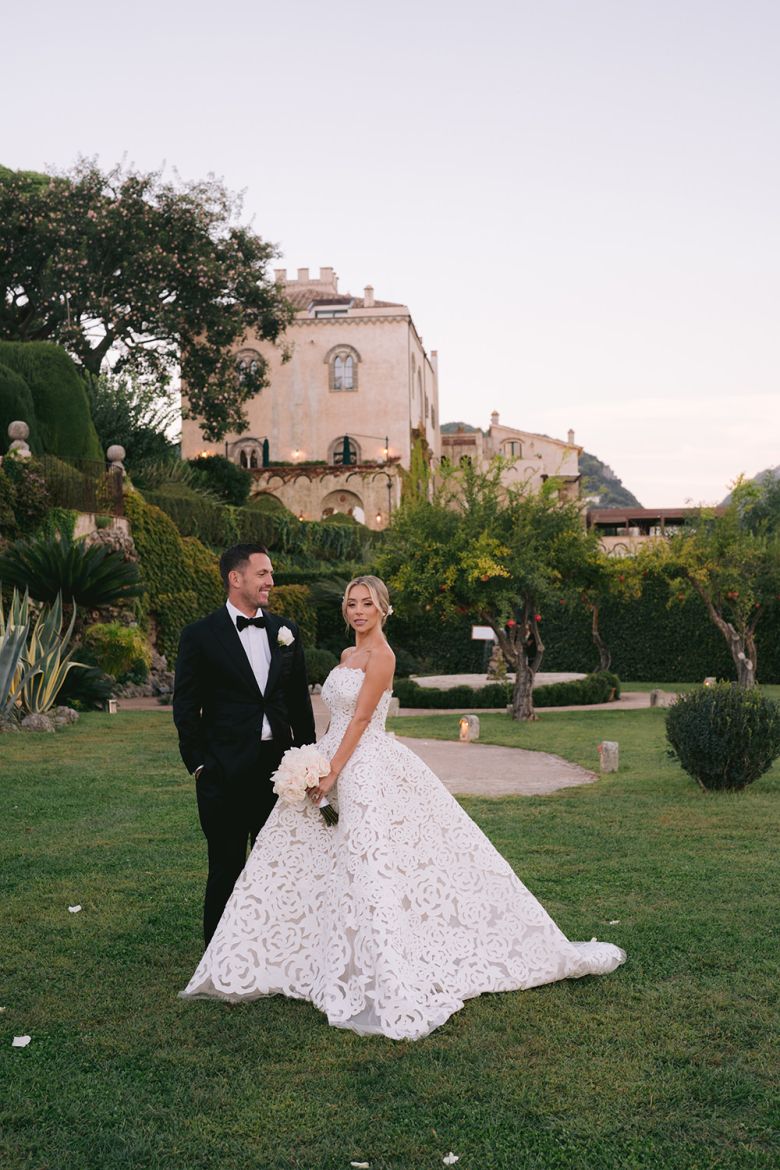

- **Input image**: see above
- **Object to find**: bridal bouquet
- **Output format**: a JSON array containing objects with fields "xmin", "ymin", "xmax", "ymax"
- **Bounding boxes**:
[{"xmin": 271, "ymin": 744, "xmax": 339, "ymax": 826}]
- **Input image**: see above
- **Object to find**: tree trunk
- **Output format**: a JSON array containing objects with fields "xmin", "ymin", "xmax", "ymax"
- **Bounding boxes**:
[
  {"xmin": 689, "ymin": 580, "xmax": 757, "ymax": 687},
  {"xmin": 511, "ymin": 654, "xmax": 537, "ymax": 720},
  {"xmin": 590, "ymin": 603, "xmax": 611, "ymax": 671},
  {"xmin": 495, "ymin": 606, "xmax": 544, "ymax": 721}
]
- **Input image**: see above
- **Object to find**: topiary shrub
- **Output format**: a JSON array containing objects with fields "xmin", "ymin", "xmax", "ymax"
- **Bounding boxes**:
[
  {"xmin": 124, "ymin": 491, "xmax": 220, "ymax": 661},
  {"xmin": 0, "ymin": 361, "xmax": 41, "ymax": 454},
  {"xmin": 144, "ymin": 485, "xmax": 239, "ymax": 549},
  {"xmin": 0, "ymin": 342, "xmax": 102, "ymax": 460},
  {"xmin": 246, "ymin": 492, "xmax": 292, "ymax": 515},
  {"xmin": 304, "ymin": 647, "xmax": 338, "ymax": 687},
  {"xmin": 188, "ymin": 454, "xmax": 251, "ymax": 506},
  {"xmin": 665, "ymin": 683, "xmax": 780, "ymax": 791},
  {"xmin": 82, "ymin": 622, "xmax": 152, "ymax": 683}
]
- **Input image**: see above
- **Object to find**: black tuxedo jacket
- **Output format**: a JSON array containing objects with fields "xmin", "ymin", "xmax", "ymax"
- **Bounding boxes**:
[{"xmin": 172, "ymin": 606, "xmax": 316, "ymax": 783}]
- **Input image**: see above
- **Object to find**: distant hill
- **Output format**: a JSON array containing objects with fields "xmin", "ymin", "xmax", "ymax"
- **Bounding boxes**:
[
  {"xmin": 579, "ymin": 451, "xmax": 642, "ymax": 508},
  {"xmin": 441, "ymin": 420, "xmax": 481, "ymax": 433},
  {"xmin": 721, "ymin": 465, "xmax": 780, "ymax": 505}
]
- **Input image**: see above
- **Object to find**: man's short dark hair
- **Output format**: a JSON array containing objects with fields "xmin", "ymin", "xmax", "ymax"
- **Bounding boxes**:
[{"xmin": 219, "ymin": 544, "xmax": 270, "ymax": 591}]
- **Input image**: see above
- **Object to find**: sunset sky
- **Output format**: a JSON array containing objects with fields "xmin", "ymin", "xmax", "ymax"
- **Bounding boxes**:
[{"xmin": 4, "ymin": 0, "xmax": 778, "ymax": 505}]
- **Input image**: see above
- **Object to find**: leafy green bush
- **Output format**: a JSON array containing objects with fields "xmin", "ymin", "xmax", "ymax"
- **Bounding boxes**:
[
  {"xmin": 392, "ymin": 679, "xmax": 512, "ymax": 709},
  {"xmin": 391, "ymin": 673, "xmax": 616, "ymax": 709},
  {"xmin": 0, "ymin": 466, "xmax": 17, "ymax": 533},
  {"xmin": 82, "ymin": 622, "xmax": 152, "ymax": 683},
  {"xmin": 124, "ymin": 491, "xmax": 217, "ymax": 661},
  {"xmin": 0, "ymin": 341, "xmax": 102, "ymax": 460},
  {"xmin": 393, "ymin": 646, "xmax": 423, "ymax": 679},
  {"xmin": 322, "ymin": 511, "xmax": 361, "ymax": 525},
  {"xmin": 665, "ymin": 683, "xmax": 780, "ymax": 791},
  {"xmin": 533, "ymin": 673, "xmax": 613, "ymax": 707},
  {"xmin": 188, "ymin": 455, "xmax": 251, "ymax": 506},
  {"xmin": 269, "ymin": 585, "xmax": 317, "ymax": 646},
  {"xmin": 54, "ymin": 663, "xmax": 113, "ymax": 710},
  {"xmin": 0, "ymin": 361, "xmax": 40, "ymax": 454},
  {"xmin": 304, "ymin": 647, "xmax": 338, "ymax": 687},
  {"xmin": 144, "ymin": 486, "xmax": 239, "ymax": 548},
  {"xmin": 0, "ymin": 530, "xmax": 142, "ymax": 607},
  {"xmin": 246, "ymin": 492, "xmax": 292, "ymax": 515},
  {"xmin": 0, "ymin": 455, "xmax": 50, "ymax": 537},
  {"xmin": 35, "ymin": 507, "xmax": 78, "ymax": 541}
]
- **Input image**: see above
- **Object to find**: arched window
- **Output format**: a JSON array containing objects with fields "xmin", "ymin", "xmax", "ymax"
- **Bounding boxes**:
[
  {"xmin": 325, "ymin": 345, "xmax": 361, "ymax": 391},
  {"xmin": 330, "ymin": 435, "xmax": 361, "ymax": 465},
  {"xmin": 233, "ymin": 438, "xmax": 266, "ymax": 468},
  {"xmin": 235, "ymin": 348, "xmax": 263, "ymax": 386},
  {"xmin": 503, "ymin": 440, "xmax": 523, "ymax": 459},
  {"xmin": 334, "ymin": 354, "xmax": 354, "ymax": 390}
]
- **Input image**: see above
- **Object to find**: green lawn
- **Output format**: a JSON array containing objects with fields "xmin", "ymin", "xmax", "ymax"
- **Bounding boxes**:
[{"xmin": 2, "ymin": 709, "xmax": 779, "ymax": 1170}]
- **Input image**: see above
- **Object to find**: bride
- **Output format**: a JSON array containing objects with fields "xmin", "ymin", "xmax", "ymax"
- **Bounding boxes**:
[{"xmin": 181, "ymin": 575, "xmax": 626, "ymax": 1040}]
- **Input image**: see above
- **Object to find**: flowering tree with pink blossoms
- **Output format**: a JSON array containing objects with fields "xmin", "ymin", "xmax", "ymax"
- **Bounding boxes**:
[{"xmin": 0, "ymin": 160, "xmax": 293, "ymax": 440}]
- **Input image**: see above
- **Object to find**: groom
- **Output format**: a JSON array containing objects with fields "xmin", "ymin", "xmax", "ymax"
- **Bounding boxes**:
[{"xmin": 173, "ymin": 543, "xmax": 316, "ymax": 944}]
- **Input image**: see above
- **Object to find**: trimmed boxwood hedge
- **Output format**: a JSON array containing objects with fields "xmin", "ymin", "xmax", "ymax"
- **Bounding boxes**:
[
  {"xmin": 392, "ymin": 672, "xmax": 618, "ymax": 709},
  {"xmin": 0, "ymin": 361, "xmax": 41, "ymax": 454},
  {"xmin": 124, "ymin": 490, "xmax": 318, "ymax": 661},
  {"xmin": 0, "ymin": 341, "xmax": 102, "ymax": 460}
]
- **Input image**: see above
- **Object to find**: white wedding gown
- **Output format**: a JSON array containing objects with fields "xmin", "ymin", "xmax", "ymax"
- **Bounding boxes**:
[{"xmin": 181, "ymin": 666, "xmax": 626, "ymax": 1040}]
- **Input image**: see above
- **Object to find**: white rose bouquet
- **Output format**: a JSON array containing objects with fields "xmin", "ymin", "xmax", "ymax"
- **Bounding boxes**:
[{"xmin": 271, "ymin": 744, "xmax": 339, "ymax": 825}]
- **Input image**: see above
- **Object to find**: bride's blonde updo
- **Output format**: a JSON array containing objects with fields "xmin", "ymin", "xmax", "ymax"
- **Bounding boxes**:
[{"xmin": 342, "ymin": 575, "xmax": 393, "ymax": 627}]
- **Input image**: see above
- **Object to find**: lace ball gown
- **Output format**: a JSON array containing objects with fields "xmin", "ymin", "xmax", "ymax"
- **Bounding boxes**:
[{"xmin": 181, "ymin": 666, "xmax": 626, "ymax": 1040}]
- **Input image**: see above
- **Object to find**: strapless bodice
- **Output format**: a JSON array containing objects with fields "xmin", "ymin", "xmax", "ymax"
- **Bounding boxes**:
[{"xmin": 319, "ymin": 666, "xmax": 392, "ymax": 741}]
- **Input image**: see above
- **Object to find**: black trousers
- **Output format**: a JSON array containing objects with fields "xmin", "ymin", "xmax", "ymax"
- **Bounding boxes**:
[{"xmin": 196, "ymin": 741, "xmax": 285, "ymax": 945}]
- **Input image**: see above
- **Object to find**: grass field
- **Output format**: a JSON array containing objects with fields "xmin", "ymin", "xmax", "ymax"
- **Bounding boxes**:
[{"xmin": 2, "ymin": 706, "xmax": 779, "ymax": 1170}]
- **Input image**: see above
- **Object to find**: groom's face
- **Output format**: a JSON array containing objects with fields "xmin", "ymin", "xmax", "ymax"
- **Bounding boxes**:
[{"xmin": 231, "ymin": 552, "xmax": 274, "ymax": 613}]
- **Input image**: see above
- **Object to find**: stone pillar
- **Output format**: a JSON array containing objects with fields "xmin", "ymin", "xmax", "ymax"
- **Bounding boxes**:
[{"xmin": 598, "ymin": 741, "xmax": 619, "ymax": 772}]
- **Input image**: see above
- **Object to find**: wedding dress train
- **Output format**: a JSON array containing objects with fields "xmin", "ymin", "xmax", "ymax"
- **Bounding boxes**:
[{"xmin": 181, "ymin": 666, "xmax": 626, "ymax": 1040}]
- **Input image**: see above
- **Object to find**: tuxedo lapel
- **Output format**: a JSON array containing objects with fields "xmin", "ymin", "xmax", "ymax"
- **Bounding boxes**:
[
  {"xmin": 211, "ymin": 607, "xmax": 262, "ymax": 697},
  {"xmin": 263, "ymin": 610, "xmax": 283, "ymax": 697}
]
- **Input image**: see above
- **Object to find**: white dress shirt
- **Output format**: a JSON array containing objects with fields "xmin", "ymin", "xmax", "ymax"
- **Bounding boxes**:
[{"xmin": 226, "ymin": 600, "xmax": 273, "ymax": 740}]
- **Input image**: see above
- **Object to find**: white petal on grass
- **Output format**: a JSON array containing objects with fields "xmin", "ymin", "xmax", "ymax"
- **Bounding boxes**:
[
  {"xmin": 608, "ymin": 920, "xmax": 620, "ymax": 925},
  {"xmin": 12, "ymin": 1035, "xmax": 31, "ymax": 1047},
  {"xmin": 443, "ymin": 1155, "xmax": 460, "ymax": 1166},
  {"xmin": 350, "ymin": 1163, "xmax": 370, "ymax": 1168},
  {"xmin": 68, "ymin": 905, "xmax": 82, "ymax": 913}
]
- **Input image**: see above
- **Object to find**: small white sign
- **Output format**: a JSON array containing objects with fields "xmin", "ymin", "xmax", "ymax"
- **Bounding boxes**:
[{"xmin": 471, "ymin": 625, "xmax": 495, "ymax": 641}]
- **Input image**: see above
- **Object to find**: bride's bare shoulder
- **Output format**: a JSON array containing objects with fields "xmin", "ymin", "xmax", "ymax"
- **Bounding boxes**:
[{"xmin": 340, "ymin": 647, "xmax": 358, "ymax": 664}]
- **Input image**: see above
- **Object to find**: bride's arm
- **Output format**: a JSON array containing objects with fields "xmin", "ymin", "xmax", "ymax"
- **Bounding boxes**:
[{"xmin": 313, "ymin": 651, "xmax": 394, "ymax": 798}]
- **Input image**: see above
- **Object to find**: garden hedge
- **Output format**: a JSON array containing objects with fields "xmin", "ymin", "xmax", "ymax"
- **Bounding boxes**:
[
  {"xmin": 392, "ymin": 673, "xmax": 617, "ymax": 709},
  {"xmin": 124, "ymin": 490, "xmax": 318, "ymax": 662},
  {"xmin": 539, "ymin": 572, "xmax": 780, "ymax": 684},
  {"xmin": 0, "ymin": 342, "xmax": 102, "ymax": 461},
  {"xmin": 0, "ymin": 361, "xmax": 41, "ymax": 454}
]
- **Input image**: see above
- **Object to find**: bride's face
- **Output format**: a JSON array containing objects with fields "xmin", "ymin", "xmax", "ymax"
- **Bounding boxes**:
[{"xmin": 346, "ymin": 585, "xmax": 381, "ymax": 634}]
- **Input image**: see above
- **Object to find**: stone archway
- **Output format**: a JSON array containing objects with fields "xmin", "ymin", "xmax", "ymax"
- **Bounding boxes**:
[{"xmin": 320, "ymin": 489, "xmax": 364, "ymax": 522}]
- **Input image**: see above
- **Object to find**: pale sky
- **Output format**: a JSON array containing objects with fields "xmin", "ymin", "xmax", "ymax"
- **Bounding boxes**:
[{"xmin": 4, "ymin": 0, "xmax": 778, "ymax": 505}]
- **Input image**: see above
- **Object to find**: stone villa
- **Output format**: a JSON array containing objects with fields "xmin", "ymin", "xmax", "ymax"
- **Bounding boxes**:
[{"xmin": 181, "ymin": 267, "xmax": 580, "ymax": 527}]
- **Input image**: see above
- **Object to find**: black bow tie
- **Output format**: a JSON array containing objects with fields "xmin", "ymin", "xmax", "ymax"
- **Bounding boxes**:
[{"xmin": 236, "ymin": 614, "xmax": 266, "ymax": 632}]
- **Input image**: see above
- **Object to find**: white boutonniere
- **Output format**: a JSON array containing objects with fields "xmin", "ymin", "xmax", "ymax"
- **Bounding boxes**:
[{"xmin": 277, "ymin": 626, "xmax": 295, "ymax": 647}]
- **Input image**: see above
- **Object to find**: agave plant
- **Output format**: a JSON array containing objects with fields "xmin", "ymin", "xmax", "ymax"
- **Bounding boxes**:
[
  {"xmin": 21, "ymin": 592, "xmax": 84, "ymax": 715},
  {"xmin": 0, "ymin": 589, "xmax": 38, "ymax": 717},
  {"xmin": 0, "ymin": 532, "xmax": 143, "ymax": 607}
]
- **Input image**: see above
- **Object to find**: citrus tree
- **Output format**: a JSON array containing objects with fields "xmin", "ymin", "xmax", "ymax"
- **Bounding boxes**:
[
  {"xmin": 378, "ymin": 460, "xmax": 598, "ymax": 720},
  {"xmin": 657, "ymin": 478, "xmax": 780, "ymax": 686}
]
